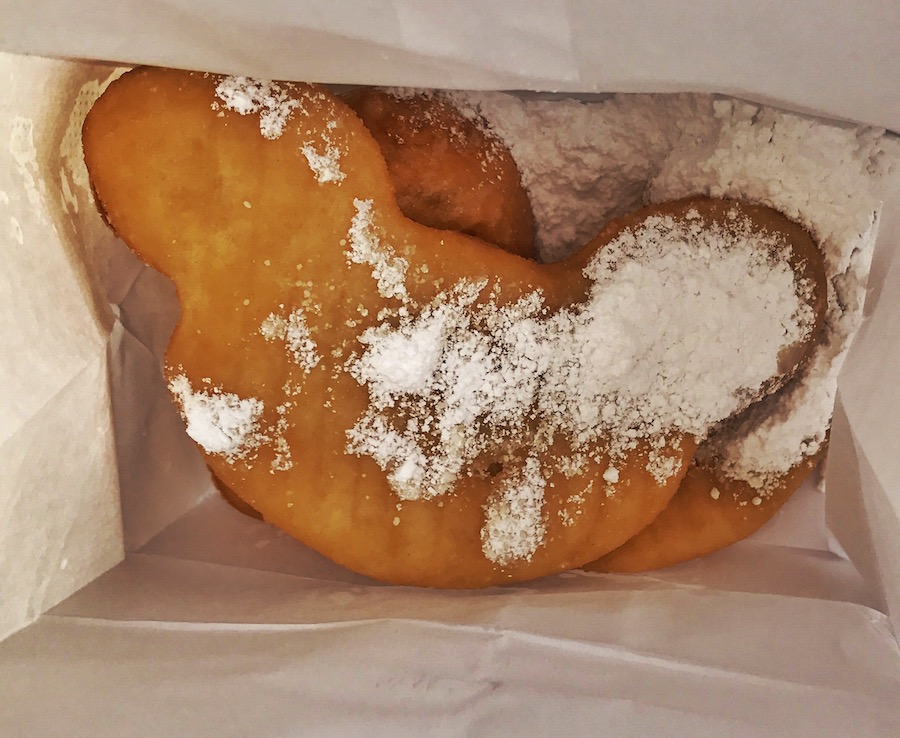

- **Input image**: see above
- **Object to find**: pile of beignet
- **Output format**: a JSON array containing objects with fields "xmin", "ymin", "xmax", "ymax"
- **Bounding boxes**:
[{"xmin": 83, "ymin": 68, "xmax": 828, "ymax": 587}]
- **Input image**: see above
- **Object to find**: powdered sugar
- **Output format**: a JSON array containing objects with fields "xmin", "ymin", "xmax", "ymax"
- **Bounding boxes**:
[
  {"xmin": 300, "ymin": 140, "xmax": 345, "ymax": 183},
  {"xmin": 345, "ymin": 204, "xmax": 814, "ymax": 512},
  {"xmin": 168, "ymin": 374, "xmax": 264, "ymax": 461},
  {"xmin": 347, "ymin": 198, "xmax": 409, "ymax": 300},
  {"xmin": 214, "ymin": 76, "xmax": 303, "ymax": 140},
  {"xmin": 352, "ymin": 309, "xmax": 445, "ymax": 396},
  {"xmin": 481, "ymin": 456, "xmax": 547, "ymax": 564},
  {"xmin": 260, "ymin": 309, "xmax": 320, "ymax": 373},
  {"xmin": 557, "ymin": 212, "xmax": 815, "ymax": 441}
]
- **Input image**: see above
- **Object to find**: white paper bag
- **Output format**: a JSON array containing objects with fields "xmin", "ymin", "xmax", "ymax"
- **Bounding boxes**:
[{"xmin": 1, "ymin": 3, "xmax": 899, "ymax": 734}]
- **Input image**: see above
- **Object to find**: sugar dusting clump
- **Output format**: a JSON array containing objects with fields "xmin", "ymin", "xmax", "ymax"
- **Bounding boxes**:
[
  {"xmin": 347, "ymin": 198, "xmax": 409, "ymax": 300},
  {"xmin": 481, "ymin": 457, "xmax": 548, "ymax": 564},
  {"xmin": 168, "ymin": 374, "xmax": 265, "ymax": 461},
  {"xmin": 345, "ymin": 201, "xmax": 816, "ymax": 557},
  {"xmin": 214, "ymin": 76, "xmax": 302, "ymax": 140},
  {"xmin": 301, "ymin": 139, "xmax": 346, "ymax": 184},
  {"xmin": 341, "ymin": 89, "xmax": 899, "ymax": 563}
]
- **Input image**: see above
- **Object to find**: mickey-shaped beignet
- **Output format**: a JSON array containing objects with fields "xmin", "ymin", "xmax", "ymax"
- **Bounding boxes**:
[{"xmin": 83, "ymin": 68, "xmax": 825, "ymax": 587}]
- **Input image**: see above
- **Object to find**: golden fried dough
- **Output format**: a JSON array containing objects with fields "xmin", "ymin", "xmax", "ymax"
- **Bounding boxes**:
[
  {"xmin": 580, "ymin": 200, "xmax": 827, "ymax": 573},
  {"xmin": 84, "ymin": 68, "xmax": 695, "ymax": 587},
  {"xmin": 584, "ymin": 448, "xmax": 825, "ymax": 573},
  {"xmin": 83, "ymin": 69, "xmax": 825, "ymax": 587},
  {"xmin": 215, "ymin": 87, "xmax": 536, "ymax": 519},
  {"xmin": 213, "ymin": 474, "xmax": 263, "ymax": 519},
  {"xmin": 344, "ymin": 88, "xmax": 535, "ymax": 259}
]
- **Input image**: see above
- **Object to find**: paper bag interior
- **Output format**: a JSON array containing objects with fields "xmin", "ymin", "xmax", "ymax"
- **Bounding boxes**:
[{"xmin": 1, "ymin": 41, "xmax": 899, "ymax": 734}]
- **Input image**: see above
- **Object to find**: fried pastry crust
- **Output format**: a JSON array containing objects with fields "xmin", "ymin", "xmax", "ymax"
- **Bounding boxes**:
[
  {"xmin": 214, "ymin": 87, "xmax": 536, "ymax": 518},
  {"xmin": 584, "ymin": 448, "xmax": 825, "ymax": 573},
  {"xmin": 344, "ymin": 88, "xmax": 535, "ymax": 258},
  {"xmin": 83, "ymin": 69, "xmax": 825, "ymax": 586},
  {"xmin": 579, "ymin": 201, "xmax": 827, "ymax": 573},
  {"xmin": 84, "ymin": 68, "xmax": 694, "ymax": 587}
]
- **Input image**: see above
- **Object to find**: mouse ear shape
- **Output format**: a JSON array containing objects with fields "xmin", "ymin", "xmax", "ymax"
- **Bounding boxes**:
[{"xmin": 83, "ymin": 68, "xmax": 402, "ymax": 285}]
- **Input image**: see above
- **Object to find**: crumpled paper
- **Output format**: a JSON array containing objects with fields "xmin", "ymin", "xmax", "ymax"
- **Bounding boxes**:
[
  {"xmin": 827, "ymin": 185, "xmax": 900, "ymax": 629},
  {"xmin": 0, "ymin": 0, "xmax": 897, "ymax": 130},
  {"xmin": 0, "ymin": 55, "xmax": 122, "ymax": 640},
  {"xmin": 1, "ymin": 3, "xmax": 899, "ymax": 733}
]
